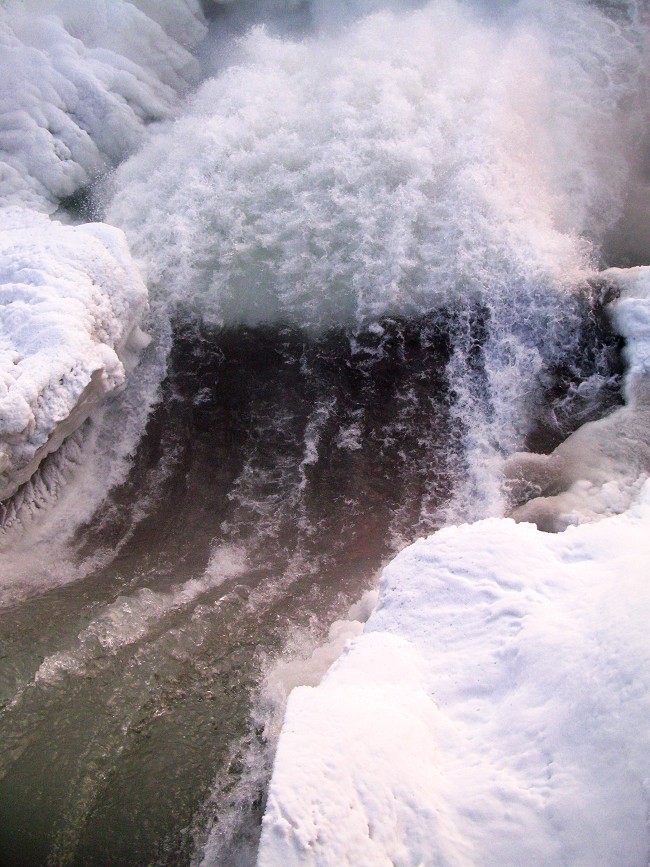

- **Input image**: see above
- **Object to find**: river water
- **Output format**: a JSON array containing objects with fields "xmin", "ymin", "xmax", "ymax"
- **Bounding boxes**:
[{"xmin": 0, "ymin": 0, "xmax": 647, "ymax": 863}]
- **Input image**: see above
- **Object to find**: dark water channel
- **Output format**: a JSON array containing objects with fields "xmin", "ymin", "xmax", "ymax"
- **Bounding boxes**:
[
  {"xmin": 0, "ymin": 316, "xmax": 458, "ymax": 865},
  {"xmin": 0, "ymin": 289, "xmax": 624, "ymax": 865}
]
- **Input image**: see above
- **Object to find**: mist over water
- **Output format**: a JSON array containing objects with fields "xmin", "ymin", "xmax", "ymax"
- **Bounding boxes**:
[{"xmin": 1, "ymin": 0, "xmax": 649, "ymax": 863}]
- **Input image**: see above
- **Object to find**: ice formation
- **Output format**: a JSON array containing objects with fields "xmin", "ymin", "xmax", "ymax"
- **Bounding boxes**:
[
  {"xmin": 0, "ymin": 0, "xmax": 206, "ymax": 498},
  {"xmin": 0, "ymin": 208, "xmax": 148, "ymax": 502},
  {"xmin": 0, "ymin": 0, "xmax": 206, "ymax": 212},
  {"xmin": 259, "ymin": 490, "xmax": 650, "ymax": 866},
  {"xmin": 506, "ymin": 268, "xmax": 650, "ymax": 531}
]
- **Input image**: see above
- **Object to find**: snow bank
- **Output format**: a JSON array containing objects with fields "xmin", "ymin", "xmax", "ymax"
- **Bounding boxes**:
[
  {"xmin": 0, "ymin": 208, "xmax": 148, "ymax": 502},
  {"xmin": 0, "ymin": 0, "xmax": 206, "ymax": 212},
  {"xmin": 259, "ymin": 485, "xmax": 650, "ymax": 866}
]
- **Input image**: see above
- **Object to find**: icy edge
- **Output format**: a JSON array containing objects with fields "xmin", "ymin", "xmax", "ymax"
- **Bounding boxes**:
[
  {"xmin": 258, "ymin": 488, "xmax": 650, "ymax": 866},
  {"xmin": 505, "ymin": 266, "xmax": 650, "ymax": 531},
  {"xmin": 0, "ymin": 208, "xmax": 148, "ymax": 502}
]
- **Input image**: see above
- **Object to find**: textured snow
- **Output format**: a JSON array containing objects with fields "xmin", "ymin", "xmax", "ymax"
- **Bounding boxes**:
[
  {"xmin": 0, "ymin": 0, "xmax": 205, "ymax": 212},
  {"xmin": 0, "ymin": 0, "xmax": 207, "ymax": 496},
  {"xmin": 259, "ymin": 486, "xmax": 650, "ymax": 866},
  {"xmin": 0, "ymin": 208, "xmax": 148, "ymax": 501}
]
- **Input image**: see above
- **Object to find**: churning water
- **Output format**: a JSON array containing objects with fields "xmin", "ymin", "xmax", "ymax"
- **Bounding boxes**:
[{"xmin": 0, "ymin": 0, "xmax": 648, "ymax": 863}]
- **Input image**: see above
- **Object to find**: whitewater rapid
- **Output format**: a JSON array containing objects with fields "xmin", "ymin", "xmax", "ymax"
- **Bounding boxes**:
[
  {"xmin": 0, "ymin": 0, "xmax": 649, "ymax": 864},
  {"xmin": 105, "ymin": 0, "xmax": 648, "ymax": 518}
]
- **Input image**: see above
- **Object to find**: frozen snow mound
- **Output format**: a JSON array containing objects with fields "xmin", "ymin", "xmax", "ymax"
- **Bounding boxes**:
[
  {"xmin": 505, "ymin": 266, "xmax": 650, "ymax": 531},
  {"xmin": 0, "ymin": 208, "xmax": 149, "ymax": 502},
  {"xmin": 0, "ymin": 0, "xmax": 206, "ymax": 212},
  {"xmin": 258, "ymin": 484, "xmax": 650, "ymax": 866}
]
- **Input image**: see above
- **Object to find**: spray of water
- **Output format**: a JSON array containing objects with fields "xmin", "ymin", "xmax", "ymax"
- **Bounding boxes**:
[{"xmin": 106, "ymin": 0, "xmax": 648, "ymax": 515}]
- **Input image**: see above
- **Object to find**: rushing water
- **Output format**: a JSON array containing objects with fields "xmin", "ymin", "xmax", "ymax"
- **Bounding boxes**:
[
  {"xmin": 0, "ymin": 0, "xmax": 648, "ymax": 864},
  {"xmin": 0, "ymin": 303, "xmax": 624, "ymax": 865}
]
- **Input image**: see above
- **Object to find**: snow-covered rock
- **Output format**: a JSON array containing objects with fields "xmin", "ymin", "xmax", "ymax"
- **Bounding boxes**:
[
  {"xmin": 0, "ymin": 0, "xmax": 206, "ymax": 212},
  {"xmin": 258, "ymin": 485, "xmax": 650, "ymax": 866},
  {"xmin": 0, "ymin": 0, "xmax": 208, "ymax": 497},
  {"xmin": 0, "ymin": 208, "xmax": 148, "ymax": 501}
]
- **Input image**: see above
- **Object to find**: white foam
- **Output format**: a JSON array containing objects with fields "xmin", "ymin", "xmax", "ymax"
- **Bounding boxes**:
[
  {"xmin": 107, "ymin": 0, "xmax": 644, "ymax": 331},
  {"xmin": 10, "ymin": 544, "xmax": 247, "ymax": 695},
  {"xmin": 0, "ymin": 207, "xmax": 148, "ymax": 502},
  {"xmin": 106, "ymin": 0, "xmax": 647, "ymax": 521}
]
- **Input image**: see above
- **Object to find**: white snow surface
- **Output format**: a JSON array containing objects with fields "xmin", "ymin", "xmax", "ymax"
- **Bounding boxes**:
[
  {"xmin": 0, "ymin": 208, "xmax": 148, "ymax": 501},
  {"xmin": 259, "ymin": 486, "xmax": 650, "ymax": 866},
  {"xmin": 0, "ymin": 0, "xmax": 206, "ymax": 497},
  {"xmin": 258, "ymin": 269, "xmax": 650, "ymax": 865},
  {"xmin": 0, "ymin": 0, "xmax": 205, "ymax": 212}
]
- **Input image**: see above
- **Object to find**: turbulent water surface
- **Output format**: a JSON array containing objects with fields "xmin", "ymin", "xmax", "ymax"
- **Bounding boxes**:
[
  {"xmin": 0, "ymin": 0, "xmax": 648, "ymax": 864},
  {"xmin": 0, "ymin": 306, "xmax": 624, "ymax": 865}
]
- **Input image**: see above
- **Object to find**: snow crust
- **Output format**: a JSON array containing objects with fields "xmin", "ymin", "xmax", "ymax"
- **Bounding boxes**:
[
  {"xmin": 0, "ymin": 208, "xmax": 148, "ymax": 501},
  {"xmin": 259, "ymin": 484, "xmax": 650, "ymax": 866},
  {"xmin": 0, "ymin": 0, "xmax": 205, "ymax": 212}
]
